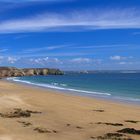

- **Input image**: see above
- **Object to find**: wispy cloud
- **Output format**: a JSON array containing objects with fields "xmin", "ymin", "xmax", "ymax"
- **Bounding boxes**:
[
  {"xmin": 110, "ymin": 55, "xmax": 134, "ymax": 67},
  {"xmin": 29, "ymin": 57, "xmax": 63, "ymax": 66},
  {"xmin": 133, "ymin": 32, "xmax": 140, "ymax": 35},
  {"xmin": 23, "ymin": 44, "xmax": 72, "ymax": 53},
  {"xmin": 110, "ymin": 55, "xmax": 133, "ymax": 61},
  {"xmin": 70, "ymin": 57, "xmax": 102, "ymax": 64},
  {"xmin": 0, "ymin": 55, "xmax": 138, "ymax": 70},
  {"xmin": 28, "ymin": 57, "xmax": 102, "ymax": 67},
  {"xmin": 0, "ymin": 55, "xmax": 101, "ymax": 67},
  {"xmin": 7, "ymin": 56, "xmax": 19, "ymax": 63},
  {"xmin": 0, "ymin": 56, "xmax": 19, "ymax": 64},
  {"xmin": 70, "ymin": 58, "xmax": 92, "ymax": 63},
  {"xmin": 0, "ymin": 49, "xmax": 8, "ymax": 52},
  {"xmin": 118, "ymin": 61, "xmax": 133, "ymax": 65},
  {"xmin": 110, "ymin": 55, "xmax": 126, "ymax": 61},
  {"xmin": 0, "ymin": 0, "xmax": 70, "ymax": 3},
  {"xmin": 0, "ymin": 8, "xmax": 140, "ymax": 33}
]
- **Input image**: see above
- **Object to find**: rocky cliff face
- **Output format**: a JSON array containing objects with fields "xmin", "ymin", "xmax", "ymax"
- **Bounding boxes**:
[{"xmin": 0, "ymin": 67, "xmax": 64, "ymax": 78}]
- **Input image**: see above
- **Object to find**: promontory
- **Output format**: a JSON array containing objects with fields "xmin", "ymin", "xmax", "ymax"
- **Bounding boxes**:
[{"xmin": 0, "ymin": 67, "xmax": 64, "ymax": 78}]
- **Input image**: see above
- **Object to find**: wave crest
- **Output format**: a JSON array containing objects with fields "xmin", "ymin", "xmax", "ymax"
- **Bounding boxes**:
[{"xmin": 7, "ymin": 77, "xmax": 111, "ymax": 96}]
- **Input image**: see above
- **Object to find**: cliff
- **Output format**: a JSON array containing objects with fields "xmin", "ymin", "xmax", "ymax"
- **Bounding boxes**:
[{"xmin": 0, "ymin": 67, "xmax": 64, "ymax": 78}]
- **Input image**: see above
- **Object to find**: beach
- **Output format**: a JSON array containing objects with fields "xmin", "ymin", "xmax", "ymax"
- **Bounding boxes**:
[{"xmin": 0, "ymin": 80, "xmax": 140, "ymax": 140}]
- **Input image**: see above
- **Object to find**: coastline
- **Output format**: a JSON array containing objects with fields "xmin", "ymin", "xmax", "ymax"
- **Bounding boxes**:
[
  {"xmin": 6, "ymin": 77, "xmax": 140, "ymax": 106},
  {"xmin": 0, "ymin": 80, "xmax": 140, "ymax": 140}
]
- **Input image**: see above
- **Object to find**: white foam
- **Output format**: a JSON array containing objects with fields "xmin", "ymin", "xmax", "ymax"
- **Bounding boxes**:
[
  {"xmin": 51, "ymin": 83, "xmax": 67, "ymax": 87},
  {"xmin": 7, "ymin": 77, "xmax": 111, "ymax": 96},
  {"xmin": 113, "ymin": 96, "xmax": 140, "ymax": 102},
  {"xmin": 7, "ymin": 77, "xmax": 140, "ymax": 103},
  {"xmin": 51, "ymin": 82, "xmax": 59, "ymax": 86},
  {"xmin": 60, "ymin": 84, "xmax": 67, "ymax": 87}
]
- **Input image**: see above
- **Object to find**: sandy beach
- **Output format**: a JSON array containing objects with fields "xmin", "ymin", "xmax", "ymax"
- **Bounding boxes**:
[{"xmin": 0, "ymin": 80, "xmax": 139, "ymax": 140}]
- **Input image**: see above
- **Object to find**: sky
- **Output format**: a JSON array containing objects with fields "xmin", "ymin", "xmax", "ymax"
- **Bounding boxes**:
[{"xmin": 0, "ymin": 0, "xmax": 140, "ymax": 70}]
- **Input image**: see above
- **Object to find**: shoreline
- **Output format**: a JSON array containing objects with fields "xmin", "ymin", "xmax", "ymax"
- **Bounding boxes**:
[
  {"xmin": 3, "ymin": 79, "xmax": 140, "ymax": 109},
  {"xmin": 0, "ymin": 80, "xmax": 140, "ymax": 140},
  {"xmin": 5, "ymin": 77, "xmax": 140, "ymax": 106}
]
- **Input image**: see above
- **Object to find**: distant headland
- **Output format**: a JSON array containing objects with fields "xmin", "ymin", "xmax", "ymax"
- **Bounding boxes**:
[{"xmin": 0, "ymin": 67, "xmax": 64, "ymax": 78}]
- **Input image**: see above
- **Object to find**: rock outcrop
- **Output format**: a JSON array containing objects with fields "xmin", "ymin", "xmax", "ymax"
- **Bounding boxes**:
[{"xmin": 0, "ymin": 67, "xmax": 64, "ymax": 78}]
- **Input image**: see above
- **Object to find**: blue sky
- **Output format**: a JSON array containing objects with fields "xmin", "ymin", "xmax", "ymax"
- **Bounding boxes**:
[{"xmin": 0, "ymin": 0, "xmax": 140, "ymax": 70}]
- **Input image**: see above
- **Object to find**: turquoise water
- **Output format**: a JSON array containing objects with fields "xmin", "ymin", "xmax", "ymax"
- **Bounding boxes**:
[{"xmin": 8, "ymin": 73, "xmax": 140, "ymax": 104}]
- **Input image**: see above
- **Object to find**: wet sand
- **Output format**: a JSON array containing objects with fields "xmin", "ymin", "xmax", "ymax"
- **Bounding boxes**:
[{"xmin": 0, "ymin": 80, "xmax": 140, "ymax": 140}]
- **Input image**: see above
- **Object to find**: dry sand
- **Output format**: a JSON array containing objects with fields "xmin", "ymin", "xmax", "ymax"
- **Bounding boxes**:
[{"xmin": 0, "ymin": 80, "xmax": 140, "ymax": 140}]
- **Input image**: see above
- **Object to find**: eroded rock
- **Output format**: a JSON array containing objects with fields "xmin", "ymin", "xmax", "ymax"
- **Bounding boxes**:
[
  {"xmin": 124, "ymin": 120, "xmax": 139, "ymax": 123},
  {"xmin": 0, "ymin": 108, "xmax": 42, "ymax": 118},
  {"xmin": 93, "ymin": 133, "xmax": 134, "ymax": 140},
  {"xmin": 96, "ymin": 122, "xmax": 123, "ymax": 126},
  {"xmin": 117, "ymin": 128, "xmax": 140, "ymax": 135},
  {"xmin": 34, "ymin": 127, "xmax": 52, "ymax": 133},
  {"xmin": 93, "ymin": 109, "xmax": 105, "ymax": 112},
  {"xmin": 17, "ymin": 121, "xmax": 32, "ymax": 127},
  {"xmin": 0, "ymin": 67, "xmax": 64, "ymax": 78}
]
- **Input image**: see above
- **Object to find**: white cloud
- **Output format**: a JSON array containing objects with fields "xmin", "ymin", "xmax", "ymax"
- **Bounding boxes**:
[
  {"xmin": 70, "ymin": 58, "xmax": 102, "ymax": 64},
  {"xmin": 0, "ymin": 56, "xmax": 4, "ymax": 63},
  {"xmin": 118, "ymin": 61, "xmax": 133, "ymax": 65},
  {"xmin": 7, "ymin": 56, "xmax": 18, "ymax": 64},
  {"xmin": 0, "ymin": 56, "xmax": 4, "ymax": 59},
  {"xmin": 0, "ymin": 8, "xmax": 140, "ymax": 33},
  {"xmin": 110, "ymin": 55, "xmax": 126, "ymax": 61},
  {"xmin": 47, "ymin": 45, "xmax": 68, "ymax": 50},
  {"xmin": 0, "ymin": 55, "xmax": 137, "ymax": 69},
  {"xmin": 119, "ymin": 62, "xmax": 126, "ymax": 65},
  {"xmin": 28, "ymin": 57, "xmax": 102, "ymax": 67},
  {"xmin": 110, "ymin": 55, "xmax": 133, "ymax": 61},
  {"xmin": 0, "ymin": 56, "xmax": 19, "ymax": 64},
  {"xmin": 29, "ymin": 57, "xmax": 62, "ymax": 65},
  {"xmin": 70, "ymin": 58, "xmax": 92, "ymax": 63}
]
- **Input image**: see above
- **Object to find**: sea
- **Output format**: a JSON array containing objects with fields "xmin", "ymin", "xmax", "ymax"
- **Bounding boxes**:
[{"xmin": 7, "ymin": 72, "xmax": 140, "ymax": 105}]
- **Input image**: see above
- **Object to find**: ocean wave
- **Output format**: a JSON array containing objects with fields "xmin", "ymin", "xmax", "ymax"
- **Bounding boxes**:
[
  {"xmin": 7, "ymin": 77, "xmax": 111, "ymax": 96},
  {"xmin": 6, "ymin": 77, "xmax": 140, "ymax": 105},
  {"xmin": 6, "ymin": 77, "xmax": 140, "ymax": 103},
  {"xmin": 60, "ymin": 84, "xmax": 67, "ymax": 87},
  {"xmin": 51, "ymin": 82, "xmax": 67, "ymax": 87},
  {"xmin": 113, "ymin": 96, "xmax": 140, "ymax": 102},
  {"xmin": 51, "ymin": 83, "xmax": 59, "ymax": 86}
]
